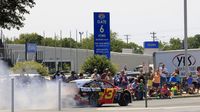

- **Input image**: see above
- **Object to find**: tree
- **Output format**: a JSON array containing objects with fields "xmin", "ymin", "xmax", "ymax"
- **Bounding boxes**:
[
  {"xmin": 81, "ymin": 55, "xmax": 117, "ymax": 75},
  {"xmin": 18, "ymin": 33, "xmax": 43, "ymax": 44},
  {"xmin": 188, "ymin": 34, "xmax": 200, "ymax": 49},
  {"xmin": 0, "ymin": 0, "xmax": 35, "ymax": 30},
  {"xmin": 81, "ymin": 31, "xmax": 144, "ymax": 53},
  {"xmin": 61, "ymin": 37, "xmax": 79, "ymax": 48},
  {"xmin": 159, "ymin": 38, "xmax": 182, "ymax": 51},
  {"xmin": 159, "ymin": 41, "xmax": 171, "ymax": 50},
  {"xmin": 12, "ymin": 61, "xmax": 49, "ymax": 76},
  {"xmin": 169, "ymin": 38, "xmax": 182, "ymax": 50}
]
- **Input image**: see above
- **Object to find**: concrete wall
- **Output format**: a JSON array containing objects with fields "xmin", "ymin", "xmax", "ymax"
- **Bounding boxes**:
[{"xmin": 7, "ymin": 44, "xmax": 152, "ymax": 72}]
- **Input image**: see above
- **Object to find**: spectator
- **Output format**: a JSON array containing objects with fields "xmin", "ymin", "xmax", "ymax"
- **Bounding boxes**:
[
  {"xmin": 127, "ymin": 78, "xmax": 134, "ymax": 93},
  {"xmin": 114, "ymin": 73, "xmax": 121, "ymax": 86},
  {"xmin": 187, "ymin": 75, "xmax": 194, "ymax": 94},
  {"xmin": 101, "ymin": 68, "xmax": 109, "ymax": 80},
  {"xmin": 149, "ymin": 87, "xmax": 157, "ymax": 97},
  {"xmin": 79, "ymin": 73, "xmax": 85, "ymax": 79},
  {"xmin": 67, "ymin": 71, "xmax": 78, "ymax": 82},
  {"xmin": 147, "ymin": 73, "xmax": 153, "ymax": 89},
  {"xmin": 169, "ymin": 72, "xmax": 177, "ymax": 85},
  {"xmin": 52, "ymin": 71, "xmax": 65, "ymax": 81},
  {"xmin": 197, "ymin": 75, "xmax": 200, "ymax": 93},
  {"xmin": 91, "ymin": 69, "xmax": 100, "ymax": 80},
  {"xmin": 159, "ymin": 64, "xmax": 168, "ymax": 87},
  {"xmin": 137, "ymin": 79, "xmax": 145, "ymax": 100},
  {"xmin": 138, "ymin": 69, "xmax": 145, "ymax": 85},
  {"xmin": 197, "ymin": 66, "xmax": 200, "ymax": 76},
  {"xmin": 119, "ymin": 70, "xmax": 128, "ymax": 89},
  {"xmin": 197, "ymin": 66, "xmax": 200, "ymax": 93},
  {"xmin": 123, "ymin": 65, "xmax": 127, "ymax": 71},
  {"xmin": 187, "ymin": 75, "xmax": 193, "ymax": 87},
  {"xmin": 107, "ymin": 71, "xmax": 113, "ymax": 82},
  {"xmin": 182, "ymin": 77, "xmax": 188, "ymax": 92},
  {"xmin": 152, "ymin": 69, "xmax": 160, "ymax": 89},
  {"xmin": 60, "ymin": 71, "xmax": 67, "ymax": 82},
  {"xmin": 171, "ymin": 84, "xmax": 178, "ymax": 96},
  {"xmin": 132, "ymin": 79, "xmax": 139, "ymax": 91},
  {"xmin": 160, "ymin": 84, "xmax": 171, "ymax": 98},
  {"xmin": 52, "ymin": 71, "xmax": 60, "ymax": 80}
]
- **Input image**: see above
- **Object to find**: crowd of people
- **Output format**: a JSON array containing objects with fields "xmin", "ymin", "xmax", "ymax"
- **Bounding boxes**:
[{"xmin": 51, "ymin": 64, "xmax": 200, "ymax": 100}]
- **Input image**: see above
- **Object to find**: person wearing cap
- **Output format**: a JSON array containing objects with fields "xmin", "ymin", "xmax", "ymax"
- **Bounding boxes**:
[{"xmin": 91, "ymin": 69, "xmax": 100, "ymax": 80}]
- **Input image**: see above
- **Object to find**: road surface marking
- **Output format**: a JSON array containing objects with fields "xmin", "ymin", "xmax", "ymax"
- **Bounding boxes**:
[{"xmin": 97, "ymin": 105, "xmax": 200, "ymax": 111}]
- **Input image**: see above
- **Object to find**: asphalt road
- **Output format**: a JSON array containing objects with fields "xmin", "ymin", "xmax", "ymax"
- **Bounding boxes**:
[{"xmin": 1, "ymin": 97, "xmax": 200, "ymax": 112}]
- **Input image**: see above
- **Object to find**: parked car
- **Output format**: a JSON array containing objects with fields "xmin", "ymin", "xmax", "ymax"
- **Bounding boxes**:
[{"xmin": 133, "ymin": 64, "xmax": 154, "ymax": 73}]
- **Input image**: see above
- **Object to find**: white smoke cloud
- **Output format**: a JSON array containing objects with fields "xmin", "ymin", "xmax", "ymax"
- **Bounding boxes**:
[{"xmin": 0, "ymin": 60, "xmax": 76, "ymax": 110}]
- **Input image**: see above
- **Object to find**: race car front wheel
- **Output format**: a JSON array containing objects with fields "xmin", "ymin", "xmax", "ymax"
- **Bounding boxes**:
[
  {"xmin": 89, "ymin": 93, "xmax": 102, "ymax": 107},
  {"xmin": 118, "ymin": 92, "xmax": 130, "ymax": 106}
]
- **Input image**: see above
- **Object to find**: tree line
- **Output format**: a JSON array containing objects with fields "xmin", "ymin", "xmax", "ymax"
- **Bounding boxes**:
[
  {"xmin": 5, "ymin": 32, "xmax": 144, "ymax": 54},
  {"xmin": 159, "ymin": 34, "xmax": 200, "ymax": 50},
  {"xmin": 4, "ymin": 33, "xmax": 200, "ymax": 54}
]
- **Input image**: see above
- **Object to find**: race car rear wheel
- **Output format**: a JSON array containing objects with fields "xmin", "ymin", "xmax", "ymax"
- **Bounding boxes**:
[
  {"xmin": 89, "ymin": 93, "xmax": 102, "ymax": 107},
  {"xmin": 118, "ymin": 92, "xmax": 130, "ymax": 106}
]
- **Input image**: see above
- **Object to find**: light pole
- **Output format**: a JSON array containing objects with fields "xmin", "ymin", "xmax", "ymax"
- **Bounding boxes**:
[
  {"xmin": 43, "ymin": 31, "xmax": 46, "ymax": 63},
  {"xmin": 60, "ymin": 30, "xmax": 63, "ymax": 71},
  {"xmin": 79, "ymin": 32, "xmax": 84, "ymax": 48},
  {"xmin": 54, "ymin": 33, "xmax": 58, "ymax": 72},
  {"xmin": 76, "ymin": 30, "xmax": 78, "ymax": 73},
  {"xmin": 86, "ymin": 31, "xmax": 89, "ymax": 57},
  {"xmin": 184, "ymin": 0, "xmax": 188, "ymax": 76}
]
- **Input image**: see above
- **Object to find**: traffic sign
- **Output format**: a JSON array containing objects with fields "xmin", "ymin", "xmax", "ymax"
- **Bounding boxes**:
[
  {"xmin": 144, "ymin": 41, "xmax": 159, "ymax": 49},
  {"xmin": 26, "ymin": 43, "xmax": 37, "ymax": 53},
  {"xmin": 94, "ymin": 12, "xmax": 110, "ymax": 59}
]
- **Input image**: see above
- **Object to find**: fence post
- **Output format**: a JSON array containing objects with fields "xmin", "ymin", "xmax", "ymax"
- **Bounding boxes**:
[
  {"xmin": 11, "ymin": 78, "xmax": 14, "ymax": 112},
  {"xmin": 58, "ymin": 79, "xmax": 61, "ymax": 111}
]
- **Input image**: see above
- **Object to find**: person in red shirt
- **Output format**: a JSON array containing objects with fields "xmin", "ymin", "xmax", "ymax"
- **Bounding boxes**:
[{"xmin": 160, "ymin": 84, "xmax": 171, "ymax": 98}]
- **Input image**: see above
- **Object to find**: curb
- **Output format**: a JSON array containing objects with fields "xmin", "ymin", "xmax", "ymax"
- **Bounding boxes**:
[
  {"xmin": 172, "ymin": 94, "xmax": 200, "ymax": 98},
  {"xmin": 147, "ymin": 94, "xmax": 200, "ymax": 100}
]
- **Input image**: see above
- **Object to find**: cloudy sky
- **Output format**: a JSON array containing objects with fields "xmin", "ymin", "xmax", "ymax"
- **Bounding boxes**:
[{"xmin": 3, "ymin": 0, "xmax": 200, "ymax": 46}]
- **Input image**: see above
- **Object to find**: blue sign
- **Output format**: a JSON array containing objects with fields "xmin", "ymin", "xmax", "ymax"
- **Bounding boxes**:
[
  {"xmin": 94, "ymin": 12, "xmax": 110, "ymax": 59},
  {"xmin": 144, "ymin": 41, "xmax": 159, "ymax": 48},
  {"xmin": 26, "ymin": 43, "xmax": 37, "ymax": 53}
]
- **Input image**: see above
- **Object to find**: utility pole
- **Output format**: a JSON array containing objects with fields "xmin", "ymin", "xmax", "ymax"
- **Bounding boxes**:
[
  {"xmin": 150, "ymin": 32, "xmax": 156, "ymax": 41},
  {"xmin": 124, "ymin": 34, "xmax": 131, "ymax": 44}
]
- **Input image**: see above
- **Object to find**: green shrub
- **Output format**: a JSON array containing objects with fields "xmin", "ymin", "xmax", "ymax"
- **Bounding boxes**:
[
  {"xmin": 12, "ymin": 61, "xmax": 49, "ymax": 76},
  {"xmin": 81, "ymin": 55, "xmax": 117, "ymax": 76}
]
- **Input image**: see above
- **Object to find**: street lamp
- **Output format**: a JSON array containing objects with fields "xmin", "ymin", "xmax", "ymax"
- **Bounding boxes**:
[
  {"xmin": 79, "ymin": 32, "xmax": 84, "ymax": 48},
  {"xmin": 184, "ymin": 0, "xmax": 188, "ymax": 76}
]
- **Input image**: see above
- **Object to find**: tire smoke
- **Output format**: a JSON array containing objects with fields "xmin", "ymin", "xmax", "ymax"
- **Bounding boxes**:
[{"xmin": 0, "ymin": 60, "xmax": 76, "ymax": 110}]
